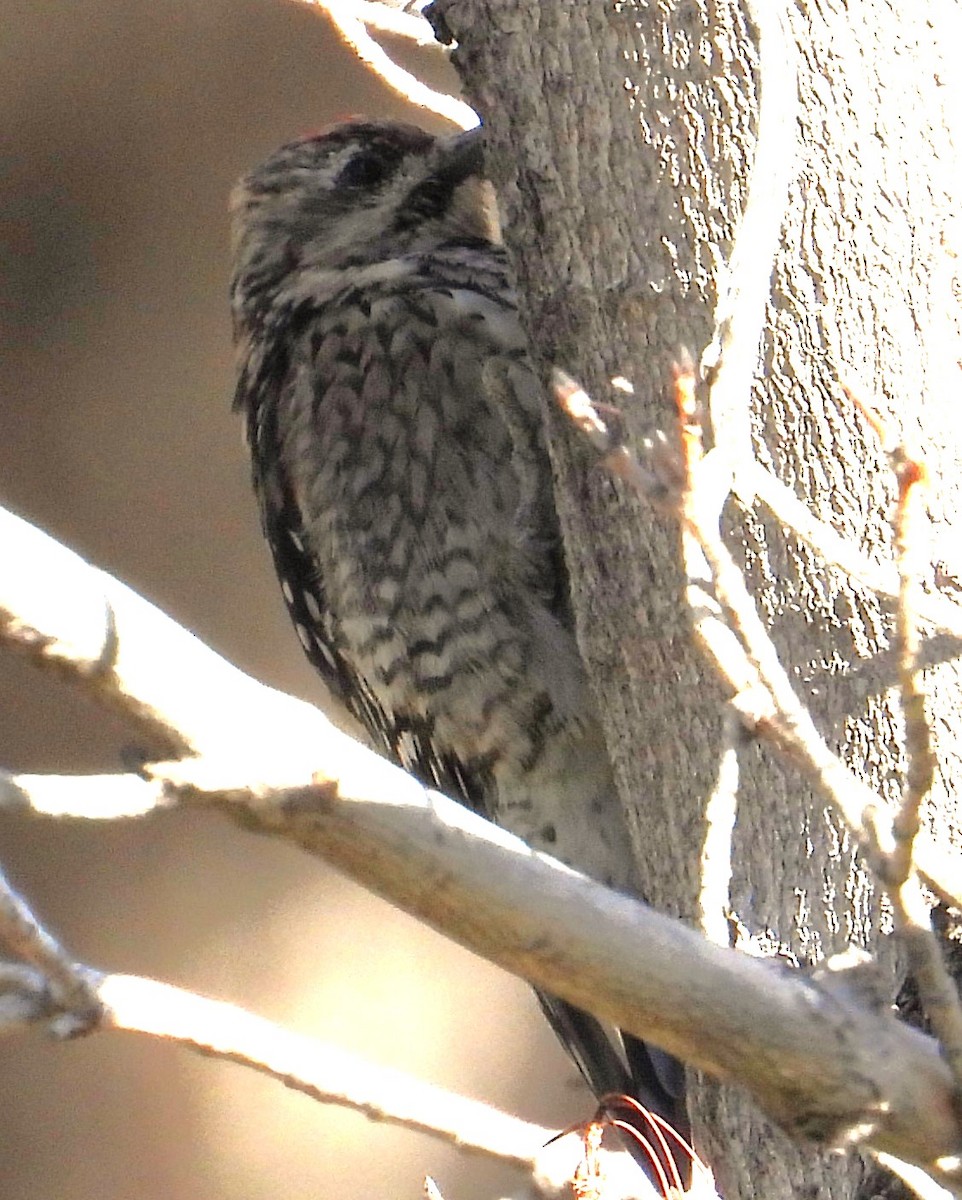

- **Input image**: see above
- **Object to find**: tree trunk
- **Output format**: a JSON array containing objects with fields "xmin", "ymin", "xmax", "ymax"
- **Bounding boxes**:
[{"xmin": 435, "ymin": 2, "xmax": 962, "ymax": 1198}]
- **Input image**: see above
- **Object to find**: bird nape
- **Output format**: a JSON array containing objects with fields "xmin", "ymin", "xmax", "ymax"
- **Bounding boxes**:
[{"xmin": 230, "ymin": 117, "xmax": 690, "ymax": 1186}]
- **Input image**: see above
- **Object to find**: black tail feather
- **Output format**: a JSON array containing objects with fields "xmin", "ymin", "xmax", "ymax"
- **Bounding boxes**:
[{"xmin": 537, "ymin": 992, "xmax": 692, "ymax": 1189}]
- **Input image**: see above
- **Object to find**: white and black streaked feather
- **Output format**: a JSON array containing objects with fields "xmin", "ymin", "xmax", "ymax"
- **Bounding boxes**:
[{"xmin": 231, "ymin": 119, "xmax": 689, "ymax": 1177}]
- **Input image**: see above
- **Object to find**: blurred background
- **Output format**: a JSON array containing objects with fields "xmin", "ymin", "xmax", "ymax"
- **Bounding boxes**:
[{"xmin": 0, "ymin": 3, "xmax": 588, "ymax": 1196}]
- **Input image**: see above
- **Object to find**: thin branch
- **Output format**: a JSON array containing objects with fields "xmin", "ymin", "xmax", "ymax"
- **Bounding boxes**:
[
  {"xmin": 0, "ymin": 872, "xmax": 649, "ymax": 1197},
  {"xmin": 553, "ymin": 370, "xmax": 661, "ymax": 498},
  {"xmin": 698, "ymin": 708, "xmax": 741, "ymax": 948},
  {"xmin": 5, "ymin": 505, "xmax": 962, "ymax": 1177},
  {"xmin": 686, "ymin": 440, "xmax": 962, "ymax": 912},
  {"xmin": 0, "ymin": 504, "xmax": 327, "ymax": 762},
  {"xmin": 553, "ymin": 375, "xmax": 962, "ymax": 647},
  {"xmin": 0, "ymin": 862, "xmax": 100, "ymax": 1025},
  {"xmin": 852, "ymin": 395, "xmax": 962, "ymax": 1097},
  {"xmin": 746, "ymin": 462, "xmax": 962, "ymax": 642},
  {"xmin": 877, "ymin": 1155, "xmax": 962, "ymax": 1200},
  {"xmin": 0, "ymin": 962, "xmax": 60, "ymax": 1032},
  {"xmin": 0, "ymin": 960, "xmax": 564, "ymax": 1175},
  {"xmin": 677, "ymin": 369, "xmax": 962, "ymax": 1194},
  {"xmin": 302, "ymin": 0, "xmax": 478, "ymax": 129},
  {"xmin": 0, "ymin": 770, "xmax": 172, "ymax": 819},
  {"xmin": 681, "ymin": 468, "xmax": 959, "ymax": 907},
  {"xmin": 552, "ymin": 373, "xmax": 962, "ymax": 911},
  {"xmin": 3, "ymin": 762, "xmax": 962, "ymax": 1178},
  {"xmin": 675, "ymin": 376, "xmax": 962, "ymax": 914},
  {"xmin": 701, "ymin": 0, "xmax": 797, "ymax": 487},
  {"xmin": 100, "ymin": 972, "xmax": 553, "ymax": 1168},
  {"xmin": 309, "ymin": 0, "xmax": 441, "ymax": 46}
]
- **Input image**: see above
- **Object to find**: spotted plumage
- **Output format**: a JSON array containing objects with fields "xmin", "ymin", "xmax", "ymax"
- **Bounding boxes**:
[{"xmin": 230, "ymin": 119, "xmax": 687, "ymax": 1171}]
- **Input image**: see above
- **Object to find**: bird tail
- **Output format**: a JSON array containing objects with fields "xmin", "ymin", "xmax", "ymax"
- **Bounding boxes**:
[{"xmin": 536, "ymin": 992, "xmax": 693, "ymax": 1189}]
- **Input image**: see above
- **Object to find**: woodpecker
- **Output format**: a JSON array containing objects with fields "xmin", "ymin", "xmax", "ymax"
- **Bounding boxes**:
[{"xmin": 230, "ymin": 119, "xmax": 687, "ymax": 1174}]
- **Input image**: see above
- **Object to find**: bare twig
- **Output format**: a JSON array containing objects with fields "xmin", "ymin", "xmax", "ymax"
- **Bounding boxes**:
[
  {"xmin": 674, "ymin": 359, "xmax": 771, "ymax": 700},
  {"xmin": 849, "ymin": 393, "xmax": 962, "ymax": 1097},
  {"xmin": 552, "ymin": 370, "xmax": 666, "ymax": 498},
  {"xmin": 5, "ymin": 504, "xmax": 962, "ymax": 1176},
  {"xmin": 0, "ymin": 959, "xmax": 559, "ymax": 1172},
  {"xmin": 3, "ymin": 761, "xmax": 962, "ymax": 1176},
  {"xmin": 0, "ymin": 866, "xmax": 649, "ymax": 1195},
  {"xmin": 876, "ymin": 1154, "xmax": 962, "ymax": 1200},
  {"xmin": 745, "ymin": 462, "xmax": 962, "ymax": 642},
  {"xmin": 0, "ymin": 863, "xmax": 100, "ymax": 1027},
  {"xmin": 701, "ymin": 0, "xmax": 797, "ymax": 489},
  {"xmin": 309, "ymin": 0, "xmax": 439, "ymax": 46},
  {"xmin": 675, "ymin": 378, "xmax": 962, "ymax": 931},
  {"xmin": 0, "ymin": 770, "xmax": 172, "ymax": 819},
  {"xmin": 688, "ymin": 448, "xmax": 951, "ymax": 904},
  {"xmin": 684, "ymin": 368, "xmax": 962, "ymax": 1195},
  {"xmin": 0, "ymin": 504, "xmax": 327, "ymax": 762},
  {"xmin": 550, "ymin": 379, "xmax": 962, "ymax": 914},
  {"xmin": 698, "ymin": 708, "xmax": 742, "ymax": 948},
  {"xmin": 99, "ymin": 972, "xmax": 552, "ymax": 1167},
  {"xmin": 302, "ymin": 0, "xmax": 478, "ymax": 129},
  {"xmin": 0, "ymin": 962, "xmax": 61, "ymax": 1031}
]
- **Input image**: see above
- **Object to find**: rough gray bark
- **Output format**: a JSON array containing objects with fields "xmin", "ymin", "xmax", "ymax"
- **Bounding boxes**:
[{"xmin": 434, "ymin": 2, "xmax": 962, "ymax": 1198}]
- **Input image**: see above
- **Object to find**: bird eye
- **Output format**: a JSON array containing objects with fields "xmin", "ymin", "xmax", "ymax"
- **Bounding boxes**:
[{"xmin": 337, "ymin": 151, "xmax": 393, "ymax": 190}]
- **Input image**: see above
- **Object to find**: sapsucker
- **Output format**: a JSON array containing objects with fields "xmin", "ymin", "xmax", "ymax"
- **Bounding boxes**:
[{"xmin": 230, "ymin": 119, "xmax": 687, "ymax": 1172}]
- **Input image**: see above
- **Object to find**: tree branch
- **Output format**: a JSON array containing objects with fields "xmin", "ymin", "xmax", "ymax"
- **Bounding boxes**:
[
  {"xmin": 0, "ymin": 852, "xmax": 656, "ymax": 1198},
  {"xmin": 3, "ymin": 505, "xmax": 962, "ymax": 1183},
  {"xmin": 701, "ymin": 0, "xmax": 798, "ymax": 489},
  {"xmin": 301, "ymin": 0, "xmax": 477, "ymax": 129},
  {"xmin": 0, "ymin": 504, "xmax": 328, "ymax": 761},
  {"xmin": 0, "ymin": 960, "xmax": 559, "ymax": 1172}
]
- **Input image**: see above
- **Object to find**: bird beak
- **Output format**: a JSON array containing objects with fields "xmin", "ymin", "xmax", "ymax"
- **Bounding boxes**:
[{"xmin": 435, "ymin": 125, "xmax": 486, "ymax": 185}]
